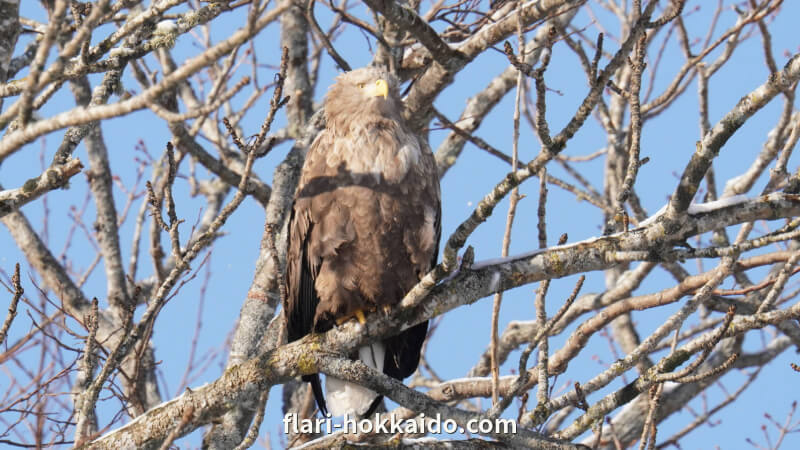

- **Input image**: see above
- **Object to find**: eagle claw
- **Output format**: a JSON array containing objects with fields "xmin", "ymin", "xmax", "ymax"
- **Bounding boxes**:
[{"xmin": 336, "ymin": 309, "xmax": 368, "ymax": 326}]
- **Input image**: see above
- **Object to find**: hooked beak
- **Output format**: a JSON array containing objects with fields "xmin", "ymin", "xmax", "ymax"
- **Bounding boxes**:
[{"xmin": 367, "ymin": 79, "xmax": 389, "ymax": 99}]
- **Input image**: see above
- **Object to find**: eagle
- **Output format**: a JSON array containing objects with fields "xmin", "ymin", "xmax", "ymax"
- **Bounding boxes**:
[{"xmin": 284, "ymin": 66, "xmax": 441, "ymax": 418}]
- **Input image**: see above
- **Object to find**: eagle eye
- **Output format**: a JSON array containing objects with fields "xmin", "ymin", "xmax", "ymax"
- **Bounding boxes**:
[{"xmin": 357, "ymin": 82, "xmax": 365, "ymax": 89}]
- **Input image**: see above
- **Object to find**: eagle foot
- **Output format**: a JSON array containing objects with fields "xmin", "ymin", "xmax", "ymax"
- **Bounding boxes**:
[
  {"xmin": 335, "ymin": 308, "xmax": 368, "ymax": 326},
  {"xmin": 382, "ymin": 305, "xmax": 392, "ymax": 315}
]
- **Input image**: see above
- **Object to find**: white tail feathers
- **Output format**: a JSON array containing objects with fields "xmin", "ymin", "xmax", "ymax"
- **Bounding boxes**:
[{"xmin": 325, "ymin": 342, "xmax": 385, "ymax": 417}]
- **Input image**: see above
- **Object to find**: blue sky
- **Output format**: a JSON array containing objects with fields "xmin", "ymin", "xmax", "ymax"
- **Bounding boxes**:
[{"xmin": 2, "ymin": 1, "xmax": 800, "ymax": 448}]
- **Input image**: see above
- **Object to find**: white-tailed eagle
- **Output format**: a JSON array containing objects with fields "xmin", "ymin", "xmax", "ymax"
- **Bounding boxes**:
[{"xmin": 285, "ymin": 66, "xmax": 441, "ymax": 417}]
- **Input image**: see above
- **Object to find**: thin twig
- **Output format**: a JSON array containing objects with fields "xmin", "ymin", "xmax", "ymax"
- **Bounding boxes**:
[{"xmin": 0, "ymin": 263, "xmax": 23, "ymax": 347}]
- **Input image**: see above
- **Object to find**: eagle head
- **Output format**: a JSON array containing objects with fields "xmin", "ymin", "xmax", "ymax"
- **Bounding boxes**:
[{"xmin": 324, "ymin": 67, "xmax": 404, "ymax": 133}]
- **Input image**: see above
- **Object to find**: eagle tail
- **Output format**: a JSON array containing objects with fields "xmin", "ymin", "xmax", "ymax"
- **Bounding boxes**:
[
  {"xmin": 363, "ymin": 394, "xmax": 384, "ymax": 418},
  {"xmin": 303, "ymin": 373, "xmax": 328, "ymax": 417},
  {"xmin": 325, "ymin": 342, "xmax": 385, "ymax": 417}
]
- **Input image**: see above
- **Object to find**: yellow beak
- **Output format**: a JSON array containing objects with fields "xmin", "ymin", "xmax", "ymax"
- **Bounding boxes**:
[{"xmin": 367, "ymin": 79, "xmax": 389, "ymax": 99}]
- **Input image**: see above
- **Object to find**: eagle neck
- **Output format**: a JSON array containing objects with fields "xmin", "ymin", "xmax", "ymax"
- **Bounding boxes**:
[{"xmin": 325, "ymin": 115, "xmax": 421, "ymax": 184}]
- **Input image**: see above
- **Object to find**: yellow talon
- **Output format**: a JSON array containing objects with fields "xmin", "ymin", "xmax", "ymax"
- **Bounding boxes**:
[
  {"xmin": 335, "ymin": 309, "xmax": 370, "ymax": 326},
  {"xmin": 382, "ymin": 305, "xmax": 392, "ymax": 315},
  {"xmin": 335, "ymin": 313, "xmax": 351, "ymax": 326}
]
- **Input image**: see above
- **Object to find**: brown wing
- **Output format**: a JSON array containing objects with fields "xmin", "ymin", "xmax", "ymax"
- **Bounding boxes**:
[
  {"xmin": 285, "ymin": 130, "xmax": 330, "ymax": 343},
  {"xmin": 284, "ymin": 132, "xmax": 334, "ymax": 417},
  {"xmin": 383, "ymin": 137, "xmax": 440, "ymax": 380},
  {"xmin": 285, "ymin": 206, "xmax": 317, "ymax": 343}
]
